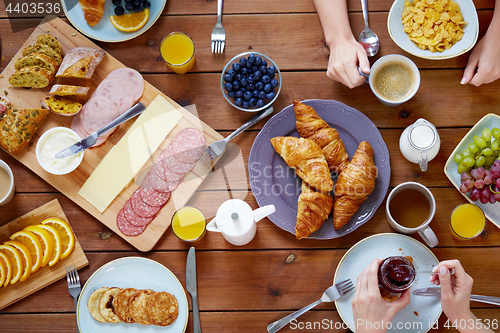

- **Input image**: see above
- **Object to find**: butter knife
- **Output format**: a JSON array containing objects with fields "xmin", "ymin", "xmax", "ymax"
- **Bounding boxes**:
[
  {"xmin": 54, "ymin": 102, "xmax": 145, "ymax": 159},
  {"xmin": 413, "ymin": 287, "xmax": 500, "ymax": 306},
  {"xmin": 186, "ymin": 247, "xmax": 202, "ymax": 333}
]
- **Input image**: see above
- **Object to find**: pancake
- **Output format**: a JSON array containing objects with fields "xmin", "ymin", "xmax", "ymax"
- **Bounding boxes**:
[
  {"xmin": 87, "ymin": 287, "xmax": 109, "ymax": 322},
  {"xmin": 146, "ymin": 291, "xmax": 179, "ymax": 326},
  {"xmin": 98, "ymin": 287, "xmax": 122, "ymax": 323},
  {"xmin": 113, "ymin": 288, "xmax": 137, "ymax": 323},
  {"xmin": 129, "ymin": 289, "xmax": 155, "ymax": 325}
]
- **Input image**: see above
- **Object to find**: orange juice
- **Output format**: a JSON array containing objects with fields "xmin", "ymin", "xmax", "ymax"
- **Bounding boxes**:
[
  {"xmin": 160, "ymin": 32, "xmax": 195, "ymax": 74},
  {"xmin": 450, "ymin": 204, "xmax": 485, "ymax": 240},
  {"xmin": 171, "ymin": 206, "xmax": 206, "ymax": 242}
]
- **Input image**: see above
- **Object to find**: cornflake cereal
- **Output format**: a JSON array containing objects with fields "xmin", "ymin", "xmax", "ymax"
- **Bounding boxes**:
[{"xmin": 402, "ymin": 0, "xmax": 466, "ymax": 52}]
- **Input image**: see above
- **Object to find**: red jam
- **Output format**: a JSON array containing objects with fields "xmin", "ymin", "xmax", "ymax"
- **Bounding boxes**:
[{"xmin": 378, "ymin": 256, "xmax": 416, "ymax": 293}]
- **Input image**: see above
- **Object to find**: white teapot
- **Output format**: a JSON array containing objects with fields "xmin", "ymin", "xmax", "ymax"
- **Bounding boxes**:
[{"xmin": 206, "ymin": 199, "xmax": 275, "ymax": 246}]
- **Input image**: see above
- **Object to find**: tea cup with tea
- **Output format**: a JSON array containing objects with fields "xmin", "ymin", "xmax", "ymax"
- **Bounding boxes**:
[
  {"xmin": 386, "ymin": 181, "xmax": 438, "ymax": 247},
  {"xmin": 0, "ymin": 159, "xmax": 15, "ymax": 206}
]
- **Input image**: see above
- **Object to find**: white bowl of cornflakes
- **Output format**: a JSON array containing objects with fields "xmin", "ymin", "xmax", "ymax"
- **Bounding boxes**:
[{"xmin": 388, "ymin": 0, "xmax": 479, "ymax": 59}]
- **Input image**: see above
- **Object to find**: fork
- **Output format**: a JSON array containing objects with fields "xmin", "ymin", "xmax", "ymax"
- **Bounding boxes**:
[
  {"xmin": 267, "ymin": 279, "xmax": 355, "ymax": 333},
  {"xmin": 197, "ymin": 106, "xmax": 273, "ymax": 164},
  {"xmin": 211, "ymin": 0, "xmax": 226, "ymax": 53},
  {"xmin": 66, "ymin": 265, "xmax": 81, "ymax": 332}
]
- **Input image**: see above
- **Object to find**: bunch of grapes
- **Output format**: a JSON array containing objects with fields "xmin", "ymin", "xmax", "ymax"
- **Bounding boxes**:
[
  {"xmin": 454, "ymin": 128, "xmax": 500, "ymax": 174},
  {"xmin": 460, "ymin": 161, "xmax": 500, "ymax": 204}
]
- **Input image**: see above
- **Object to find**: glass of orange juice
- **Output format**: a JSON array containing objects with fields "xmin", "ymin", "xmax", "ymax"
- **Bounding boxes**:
[
  {"xmin": 450, "ymin": 204, "xmax": 485, "ymax": 240},
  {"xmin": 171, "ymin": 206, "xmax": 206, "ymax": 242},
  {"xmin": 160, "ymin": 32, "xmax": 195, "ymax": 74}
]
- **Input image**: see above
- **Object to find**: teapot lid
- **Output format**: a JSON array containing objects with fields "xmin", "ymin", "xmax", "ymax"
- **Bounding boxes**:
[{"xmin": 214, "ymin": 199, "xmax": 254, "ymax": 237}]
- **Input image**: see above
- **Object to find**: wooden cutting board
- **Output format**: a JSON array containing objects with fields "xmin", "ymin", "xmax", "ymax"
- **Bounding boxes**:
[
  {"xmin": 0, "ymin": 17, "xmax": 224, "ymax": 251},
  {"xmin": 0, "ymin": 199, "xmax": 88, "ymax": 310}
]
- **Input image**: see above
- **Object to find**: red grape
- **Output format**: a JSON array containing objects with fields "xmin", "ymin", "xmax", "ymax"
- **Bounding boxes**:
[
  {"xmin": 470, "ymin": 168, "xmax": 479, "ymax": 180},
  {"xmin": 470, "ymin": 188, "xmax": 481, "ymax": 201},
  {"xmin": 494, "ymin": 160, "xmax": 500, "ymax": 168},
  {"xmin": 497, "ymin": 178, "xmax": 500, "ymax": 189},
  {"xmin": 494, "ymin": 192, "xmax": 500, "ymax": 202},
  {"xmin": 460, "ymin": 179, "xmax": 474, "ymax": 193},
  {"xmin": 461, "ymin": 171, "xmax": 472, "ymax": 181},
  {"xmin": 480, "ymin": 186, "xmax": 491, "ymax": 204},
  {"xmin": 485, "ymin": 174, "xmax": 494, "ymax": 185},
  {"xmin": 489, "ymin": 192, "xmax": 497, "ymax": 203},
  {"xmin": 490, "ymin": 166, "xmax": 500, "ymax": 179},
  {"xmin": 475, "ymin": 179, "xmax": 485, "ymax": 189},
  {"xmin": 476, "ymin": 167, "xmax": 486, "ymax": 180}
]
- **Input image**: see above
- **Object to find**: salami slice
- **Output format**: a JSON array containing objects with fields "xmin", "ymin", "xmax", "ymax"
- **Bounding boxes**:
[
  {"xmin": 171, "ymin": 128, "xmax": 206, "ymax": 164},
  {"xmin": 117, "ymin": 209, "xmax": 147, "ymax": 236},
  {"xmin": 131, "ymin": 190, "xmax": 162, "ymax": 218},
  {"xmin": 152, "ymin": 160, "xmax": 183, "ymax": 182},
  {"xmin": 92, "ymin": 78, "xmax": 134, "ymax": 115},
  {"xmin": 106, "ymin": 68, "xmax": 144, "ymax": 102},
  {"xmin": 165, "ymin": 178, "xmax": 183, "ymax": 192},
  {"xmin": 80, "ymin": 96, "xmax": 119, "ymax": 134},
  {"xmin": 142, "ymin": 170, "xmax": 170, "ymax": 193},
  {"xmin": 123, "ymin": 199, "xmax": 154, "ymax": 226},
  {"xmin": 137, "ymin": 187, "xmax": 170, "ymax": 207},
  {"xmin": 160, "ymin": 146, "xmax": 195, "ymax": 175}
]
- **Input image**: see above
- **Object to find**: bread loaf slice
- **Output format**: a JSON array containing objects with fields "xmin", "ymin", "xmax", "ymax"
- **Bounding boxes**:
[
  {"xmin": 9, "ymin": 66, "xmax": 54, "ymax": 88},
  {"xmin": 36, "ymin": 34, "xmax": 63, "ymax": 55},
  {"xmin": 56, "ymin": 47, "xmax": 105, "ymax": 79},
  {"xmin": 50, "ymin": 84, "xmax": 90, "ymax": 97},
  {"xmin": 41, "ymin": 96, "xmax": 82, "ymax": 116},
  {"xmin": 22, "ymin": 43, "xmax": 62, "ymax": 65},
  {"xmin": 15, "ymin": 52, "xmax": 58, "ymax": 73}
]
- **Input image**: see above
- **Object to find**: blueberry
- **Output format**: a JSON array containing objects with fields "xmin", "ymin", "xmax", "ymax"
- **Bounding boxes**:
[
  {"xmin": 253, "ymin": 71, "xmax": 261, "ymax": 80},
  {"xmin": 256, "ymin": 99, "xmax": 265, "ymax": 108},
  {"xmin": 224, "ymin": 82, "xmax": 233, "ymax": 92},
  {"xmin": 235, "ymin": 98, "xmax": 243, "ymax": 107},
  {"xmin": 228, "ymin": 69, "xmax": 236, "ymax": 77},
  {"xmin": 235, "ymin": 73, "xmax": 243, "ymax": 81},
  {"xmin": 112, "ymin": 0, "xmax": 121, "ymax": 5},
  {"xmin": 143, "ymin": 1, "xmax": 150, "ymax": 8},
  {"xmin": 240, "ymin": 77, "xmax": 248, "ymax": 87},
  {"xmin": 242, "ymin": 101, "xmax": 250, "ymax": 109},
  {"xmin": 246, "ymin": 61, "xmax": 252, "ymax": 68},
  {"xmin": 249, "ymin": 97, "xmax": 257, "ymax": 106},
  {"xmin": 255, "ymin": 81, "xmax": 264, "ymax": 91},
  {"xmin": 248, "ymin": 54, "xmax": 255, "ymax": 64},
  {"xmin": 258, "ymin": 91, "xmax": 266, "ymax": 99},
  {"xmin": 252, "ymin": 89, "xmax": 259, "ymax": 98},
  {"xmin": 271, "ymin": 78, "xmax": 279, "ymax": 88},
  {"xmin": 240, "ymin": 67, "xmax": 248, "ymax": 75},
  {"xmin": 134, "ymin": 5, "xmax": 142, "ymax": 11},
  {"xmin": 133, "ymin": 0, "xmax": 140, "ymax": 6},
  {"xmin": 266, "ymin": 92, "xmax": 276, "ymax": 100},
  {"xmin": 247, "ymin": 74, "xmax": 255, "ymax": 84},
  {"xmin": 125, "ymin": 0, "xmax": 132, "ymax": 2},
  {"xmin": 261, "ymin": 59, "xmax": 268, "ymax": 67},
  {"xmin": 251, "ymin": 65, "xmax": 259, "ymax": 73},
  {"xmin": 240, "ymin": 87, "xmax": 247, "ymax": 93},
  {"xmin": 232, "ymin": 80, "xmax": 240, "ymax": 90},
  {"xmin": 264, "ymin": 83, "xmax": 272, "ymax": 93},
  {"xmin": 261, "ymin": 75, "xmax": 271, "ymax": 84},
  {"xmin": 254, "ymin": 56, "xmax": 262, "ymax": 66},
  {"xmin": 227, "ymin": 91, "xmax": 235, "ymax": 98},
  {"xmin": 223, "ymin": 74, "xmax": 233, "ymax": 82},
  {"xmin": 268, "ymin": 71, "xmax": 275, "ymax": 79},
  {"xmin": 125, "ymin": 2, "xmax": 134, "ymax": 10},
  {"xmin": 232, "ymin": 63, "xmax": 241, "ymax": 72},
  {"xmin": 246, "ymin": 83, "xmax": 255, "ymax": 91},
  {"xmin": 235, "ymin": 90, "xmax": 243, "ymax": 98},
  {"xmin": 243, "ymin": 91, "xmax": 252, "ymax": 100},
  {"xmin": 259, "ymin": 65, "xmax": 267, "ymax": 74},
  {"xmin": 114, "ymin": 5, "xmax": 124, "ymax": 14},
  {"xmin": 239, "ymin": 57, "xmax": 247, "ymax": 67},
  {"xmin": 268, "ymin": 65, "xmax": 276, "ymax": 75}
]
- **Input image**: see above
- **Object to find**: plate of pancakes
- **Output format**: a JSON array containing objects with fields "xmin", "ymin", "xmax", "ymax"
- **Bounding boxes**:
[{"xmin": 77, "ymin": 257, "xmax": 188, "ymax": 332}]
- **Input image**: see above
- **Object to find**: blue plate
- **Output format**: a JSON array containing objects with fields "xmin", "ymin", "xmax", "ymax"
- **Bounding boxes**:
[
  {"xmin": 62, "ymin": 0, "xmax": 166, "ymax": 42},
  {"xmin": 77, "ymin": 257, "xmax": 188, "ymax": 332}
]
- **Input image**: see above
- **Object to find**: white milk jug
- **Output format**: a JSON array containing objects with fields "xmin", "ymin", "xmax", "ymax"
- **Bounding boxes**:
[
  {"xmin": 399, "ymin": 118, "xmax": 440, "ymax": 172},
  {"xmin": 206, "ymin": 199, "xmax": 275, "ymax": 246}
]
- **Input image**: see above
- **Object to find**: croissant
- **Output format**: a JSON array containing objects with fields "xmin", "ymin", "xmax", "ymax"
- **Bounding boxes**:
[
  {"xmin": 79, "ymin": 0, "xmax": 105, "ymax": 27},
  {"xmin": 296, "ymin": 182, "xmax": 333, "ymax": 240},
  {"xmin": 294, "ymin": 100, "xmax": 350, "ymax": 174},
  {"xmin": 271, "ymin": 136, "xmax": 333, "ymax": 192},
  {"xmin": 333, "ymin": 141, "xmax": 377, "ymax": 229}
]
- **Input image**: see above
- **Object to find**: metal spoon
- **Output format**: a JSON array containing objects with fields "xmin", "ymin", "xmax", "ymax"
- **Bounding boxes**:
[{"xmin": 358, "ymin": 0, "xmax": 380, "ymax": 57}]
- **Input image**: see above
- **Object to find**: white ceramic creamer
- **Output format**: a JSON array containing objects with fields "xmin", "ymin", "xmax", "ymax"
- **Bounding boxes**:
[
  {"xmin": 399, "ymin": 118, "xmax": 440, "ymax": 172},
  {"xmin": 207, "ymin": 199, "xmax": 275, "ymax": 246}
]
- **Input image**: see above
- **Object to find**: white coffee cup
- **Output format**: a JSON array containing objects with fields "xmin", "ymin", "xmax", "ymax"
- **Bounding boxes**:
[
  {"xmin": 0, "ymin": 159, "xmax": 15, "ymax": 206},
  {"xmin": 385, "ymin": 181, "xmax": 438, "ymax": 248},
  {"xmin": 360, "ymin": 54, "xmax": 420, "ymax": 107}
]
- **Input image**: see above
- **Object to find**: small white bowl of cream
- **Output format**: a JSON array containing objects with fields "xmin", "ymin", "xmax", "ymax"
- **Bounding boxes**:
[{"xmin": 36, "ymin": 127, "xmax": 84, "ymax": 175}]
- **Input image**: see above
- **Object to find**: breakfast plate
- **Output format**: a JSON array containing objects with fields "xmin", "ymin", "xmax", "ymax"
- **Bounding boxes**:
[
  {"xmin": 248, "ymin": 99, "xmax": 390, "ymax": 239},
  {"xmin": 62, "ymin": 0, "xmax": 167, "ymax": 42},
  {"xmin": 77, "ymin": 257, "xmax": 188, "ymax": 332},
  {"xmin": 334, "ymin": 233, "xmax": 442, "ymax": 333}
]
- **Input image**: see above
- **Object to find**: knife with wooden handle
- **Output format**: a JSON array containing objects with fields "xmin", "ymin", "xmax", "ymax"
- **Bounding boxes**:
[{"xmin": 186, "ymin": 247, "xmax": 202, "ymax": 333}]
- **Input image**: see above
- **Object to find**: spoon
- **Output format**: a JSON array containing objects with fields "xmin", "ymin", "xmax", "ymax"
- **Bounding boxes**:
[{"xmin": 358, "ymin": 0, "xmax": 380, "ymax": 57}]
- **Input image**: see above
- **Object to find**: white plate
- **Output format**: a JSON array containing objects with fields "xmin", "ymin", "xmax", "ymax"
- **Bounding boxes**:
[
  {"xmin": 388, "ymin": 0, "xmax": 478, "ymax": 59},
  {"xmin": 62, "ymin": 0, "xmax": 166, "ymax": 42},
  {"xmin": 334, "ymin": 233, "xmax": 441, "ymax": 333},
  {"xmin": 77, "ymin": 257, "xmax": 188, "ymax": 333},
  {"xmin": 444, "ymin": 113, "xmax": 500, "ymax": 230}
]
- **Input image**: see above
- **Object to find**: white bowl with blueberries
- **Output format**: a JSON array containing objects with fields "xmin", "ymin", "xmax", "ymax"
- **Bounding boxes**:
[{"xmin": 221, "ymin": 52, "xmax": 281, "ymax": 112}]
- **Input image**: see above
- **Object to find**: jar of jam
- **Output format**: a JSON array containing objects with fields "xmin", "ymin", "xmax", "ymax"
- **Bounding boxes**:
[{"xmin": 378, "ymin": 256, "xmax": 416, "ymax": 293}]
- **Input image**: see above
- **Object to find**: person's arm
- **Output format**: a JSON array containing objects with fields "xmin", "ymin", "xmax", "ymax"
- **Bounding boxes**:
[
  {"xmin": 313, "ymin": 0, "xmax": 370, "ymax": 88},
  {"xmin": 352, "ymin": 259, "xmax": 410, "ymax": 333},
  {"xmin": 430, "ymin": 260, "xmax": 494, "ymax": 333},
  {"xmin": 461, "ymin": 0, "xmax": 500, "ymax": 86}
]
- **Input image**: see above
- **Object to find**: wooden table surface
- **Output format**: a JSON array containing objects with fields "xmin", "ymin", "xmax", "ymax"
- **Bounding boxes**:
[{"xmin": 1, "ymin": 0, "xmax": 500, "ymax": 332}]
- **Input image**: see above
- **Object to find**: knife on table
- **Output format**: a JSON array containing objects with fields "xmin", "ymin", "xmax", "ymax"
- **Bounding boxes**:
[
  {"xmin": 54, "ymin": 103, "xmax": 146, "ymax": 159},
  {"xmin": 413, "ymin": 287, "xmax": 500, "ymax": 305},
  {"xmin": 186, "ymin": 247, "xmax": 202, "ymax": 333}
]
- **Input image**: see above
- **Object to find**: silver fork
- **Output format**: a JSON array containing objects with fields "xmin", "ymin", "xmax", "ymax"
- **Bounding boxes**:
[
  {"xmin": 197, "ymin": 106, "xmax": 273, "ymax": 164},
  {"xmin": 66, "ymin": 265, "xmax": 81, "ymax": 332},
  {"xmin": 267, "ymin": 279, "xmax": 355, "ymax": 333},
  {"xmin": 211, "ymin": 0, "xmax": 226, "ymax": 53}
]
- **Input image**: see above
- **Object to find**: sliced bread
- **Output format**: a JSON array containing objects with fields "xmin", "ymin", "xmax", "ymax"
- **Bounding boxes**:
[
  {"xmin": 14, "ymin": 52, "xmax": 58, "ymax": 73},
  {"xmin": 50, "ymin": 84, "xmax": 90, "ymax": 97},
  {"xmin": 36, "ymin": 34, "xmax": 63, "ymax": 55},
  {"xmin": 41, "ymin": 96, "xmax": 83, "ymax": 116},
  {"xmin": 56, "ymin": 47, "xmax": 105, "ymax": 79},
  {"xmin": 22, "ymin": 43, "xmax": 62, "ymax": 65},
  {"xmin": 9, "ymin": 66, "xmax": 54, "ymax": 88}
]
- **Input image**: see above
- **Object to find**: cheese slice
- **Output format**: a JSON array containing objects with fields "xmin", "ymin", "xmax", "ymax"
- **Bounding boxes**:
[{"xmin": 78, "ymin": 95, "xmax": 183, "ymax": 213}]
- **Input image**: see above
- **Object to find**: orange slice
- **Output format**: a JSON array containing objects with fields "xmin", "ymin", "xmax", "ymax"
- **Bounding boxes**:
[
  {"xmin": 110, "ymin": 8, "xmax": 149, "ymax": 32},
  {"xmin": 10, "ymin": 230, "xmax": 43, "ymax": 273},
  {"xmin": 0, "ymin": 256, "xmax": 6, "ymax": 287},
  {"xmin": 37, "ymin": 224, "xmax": 62, "ymax": 266},
  {"xmin": 0, "ymin": 244, "xmax": 24, "ymax": 284},
  {"xmin": 0, "ymin": 252, "xmax": 12, "ymax": 287},
  {"xmin": 24, "ymin": 225, "xmax": 54, "ymax": 267},
  {"xmin": 4, "ymin": 241, "xmax": 32, "ymax": 282},
  {"xmin": 41, "ymin": 218, "xmax": 74, "ymax": 260}
]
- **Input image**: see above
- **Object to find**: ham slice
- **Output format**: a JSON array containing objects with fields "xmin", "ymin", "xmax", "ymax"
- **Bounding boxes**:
[
  {"xmin": 92, "ymin": 78, "xmax": 134, "ymax": 115},
  {"xmin": 106, "ymin": 68, "xmax": 144, "ymax": 102}
]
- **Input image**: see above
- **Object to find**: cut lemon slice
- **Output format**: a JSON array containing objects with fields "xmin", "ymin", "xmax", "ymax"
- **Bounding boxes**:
[
  {"xmin": 25, "ymin": 225, "xmax": 54, "ymax": 267},
  {"xmin": 10, "ymin": 230, "xmax": 43, "ymax": 273},
  {"xmin": 41, "ymin": 218, "xmax": 75, "ymax": 260},
  {"xmin": 37, "ymin": 224, "xmax": 62, "ymax": 266},
  {"xmin": 0, "ymin": 252, "xmax": 12, "ymax": 287},
  {"xmin": 4, "ymin": 241, "xmax": 32, "ymax": 282},
  {"xmin": 0, "ymin": 244, "xmax": 24, "ymax": 284},
  {"xmin": 110, "ymin": 8, "xmax": 149, "ymax": 32}
]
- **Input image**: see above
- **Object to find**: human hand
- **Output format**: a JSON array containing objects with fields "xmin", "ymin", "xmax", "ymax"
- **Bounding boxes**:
[
  {"xmin": 461, "ymin": 31, "xmax": 500, "ymax": 86},
  {"xmin": 327, "ymin": 36, "xmax": 370, "ymax": 89},
  {"xmin": 352, "ymin": 258, "xmax": 411, "ymax": 333},
  {"xmin": 429, "ymin": 259, "xmax": 474, "ymax": 323}
]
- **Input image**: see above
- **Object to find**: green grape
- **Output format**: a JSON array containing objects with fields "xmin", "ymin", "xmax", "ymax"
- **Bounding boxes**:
[
  {"xmin": 482, "ymin": 148, "xmax": 493, "ymax": 156},
  {"xmin": 475, "ymin": 137, "xmax": 487, "ymax": 149},
  {"xmin": 468, "ymin": 143, "xmax": 479, "ymax": 154},
  {"xmin": 475, "ymin": 155, "xmax": 486, "ymax": 167},
  {"xmin": 462, "ymin": 149, "xmax": 472, "ymax": 158},
  {"xmin": 462, "ymin": 157, "xmax": 475, "ymax": 168},
  {"xmin": 491, "ymin": 141, "xmax": 500, "ymax": 151},
  {"xmin": 454, "ymin": 153, "xmax": 464, "ymax": 164},
  {"xmin": 457, "ymin": 163, "xmax": 469, "ymax": 174},
  {"xmin": 491, "ymin": 127, "xmax": 500, "ymax": 140},
  {"xmin": 482, "ymin": 128, "xmax": 492, "ymax": 142},
  {"xmin": 485, "ymin": 155, "xmax": 496, "ymax": 168}
]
